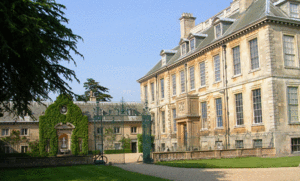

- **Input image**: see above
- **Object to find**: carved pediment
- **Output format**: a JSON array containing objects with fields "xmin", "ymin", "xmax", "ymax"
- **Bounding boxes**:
[{"xmin": 54, "ymin": 122, "xmax": 75, "ymax": 130}]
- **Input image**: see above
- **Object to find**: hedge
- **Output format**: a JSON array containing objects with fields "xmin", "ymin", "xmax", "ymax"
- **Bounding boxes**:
[{"xmin": 104, "ymin": 149, "xmax": 131, "ymax": 154}]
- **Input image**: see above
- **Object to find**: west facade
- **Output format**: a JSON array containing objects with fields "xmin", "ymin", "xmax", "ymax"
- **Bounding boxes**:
[
  {"xmin": 0, "ymin": 98, "xmax": 143, "ymax": 155},
  {"xmin": 138, "ymin": 0, "xmax": 300, "ymax": 156}
]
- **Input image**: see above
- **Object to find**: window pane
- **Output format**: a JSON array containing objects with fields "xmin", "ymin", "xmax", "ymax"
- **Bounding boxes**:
[
  {"xmin": 288, "ymin": 87, "xmax": 298, "ymax": 122},
  {"xmin": 200, "ymin": 62, "xmax": 206, "ymax": 86},
  {"xmin": 214, "ymin": 55, "xmax": 221, "ymax": 82},
  {"xmin": 292, "ymin": 138, "xmax": 300, "ymax": 152},
  {"xmin": 201, "ymin": 102, "xmax": 207, "ymax": 129},
  {"xmin": 235, "ymin": 93, "xmax": 244, "ymax": 125},
  {"xmin": 172, "ymin": 74, "xmax": 176, "ymax": 96},
  {"xmin": 252, "ymin": 89, "xmax": 262, "ymax": 123},
  {"xmin": 189, "ymin": 66, "xmax": 195, "ymax": 90},
  {"xmin": 161, "ymin": 79, "xmax": 164, "ymax": 99},
  {"xmin": 253, "ymin": 139, "xmax": 262, "ymax": 148},
  {"xmin": 233, "ymin": 46, "xmax": 241, "ymax": 75},
  {"xmin": 235, "ymin": 140, "xmax": 244, "ymax": 149},
  {"xmin": 144, "ymin": 85, "xmax": 147, "ymax": 102},
  {"xmin": 216, "ymin": 98, "xmax": 223, "ymax": 127},
  {"xmin": 283, "ymin": 35, "xmax": 295, "ymax": 67},
  {"xmin": 162, "ymin": 111, "xmax": 165, "ymax": 133},
  {"xmin": 180, "ymin": 71, "xmax": 185, "ymax": 93},
  {"xmin": 290, "ymin": 3, "xmax": 299, "ymax": 18},
  {"xmin": 173, "ymin": 109, "xmax": 177, "ymax": 132},
  {"xmin": 190, "ymin": 39, "xmax": 195, "ymax": 51},
  {"xmin": 250, "ymin": 39, "xmax": 259, "ymax": 69},
  {"xmin": 215, "ymin": 24, "xmax": 221, "ymax": 38},
  {"xmin": 151, "ymin": 83, "xmax": 154, "ymax": 101}
]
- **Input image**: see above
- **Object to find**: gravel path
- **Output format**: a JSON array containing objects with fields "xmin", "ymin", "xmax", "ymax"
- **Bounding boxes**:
[{"xmin": 115, "ymin": 163, "xmax": 300, "ymax": 181}]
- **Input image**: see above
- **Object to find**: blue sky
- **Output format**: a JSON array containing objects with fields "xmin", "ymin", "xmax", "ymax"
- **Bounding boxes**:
[{"xmin": 51, "ymin": 0, "xmax": 232, "ymax": 102}]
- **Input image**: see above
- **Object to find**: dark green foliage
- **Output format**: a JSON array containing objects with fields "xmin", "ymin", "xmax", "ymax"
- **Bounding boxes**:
[
  {"xmin": 137, "ymin": 134, "xmax": 155, "ymax": 153},
  {"xmin": 0, "ymin": 0, "xmax": 83, "ymax": 118},
  {"xmin": 119, "ymin": 136, "xmax": 131, "ymax": 149},
  {"xmin": 28, "ymin": 140, "xmax": 40, "ymax": 157},
  {"xmin": 39, "ymin": 94, "xmax": 88, "ymax": 156},
  {"xmin": 104, "ymin": 149, "xmax": 132, "ymax": 154},
  {"xmin": 76, "ymin": 78, "xmax": 112, "ymax": 102}
]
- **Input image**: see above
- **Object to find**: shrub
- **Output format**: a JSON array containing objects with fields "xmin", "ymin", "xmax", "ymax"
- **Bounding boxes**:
[{"xmin": 104, "ymin": 149, "xmax": 131, "ymax": 154}]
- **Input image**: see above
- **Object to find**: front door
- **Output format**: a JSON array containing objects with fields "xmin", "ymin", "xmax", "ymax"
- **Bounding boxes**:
[{"xmin": 131, "ymin": 142, "xmax": 137, "ymax": 153}]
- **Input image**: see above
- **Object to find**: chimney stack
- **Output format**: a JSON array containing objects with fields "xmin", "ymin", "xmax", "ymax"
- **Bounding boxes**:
[
  {"xmin": 89, "ymin": 90, "xmax": 96, "ymax": 102},
  {"xmin": 179, "ymin": 13, "xmax": 196, "ymax": 39},
  {"xmin": 239, "ymin": 0, "xmax": 254, "ymax": 13}
]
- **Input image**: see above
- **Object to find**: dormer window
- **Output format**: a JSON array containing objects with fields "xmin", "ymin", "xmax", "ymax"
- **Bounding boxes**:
[
  {"xmin": 181, "ymin": 43, "xmax": 186, "ymax": 55},
  {"xmin": 162, "ymin": 54, "xmax": 166, "ymax": 66},
  {"xmin": 290, "ymin": 3, "xmax": 299, "ymax": 18},
  {"xmin": 190, "ymin": 38, "xmax": 195, "ymax": 51},
  {"xmin": 215, "ymin": 23, "xmax": 222, "ymax": 39}
]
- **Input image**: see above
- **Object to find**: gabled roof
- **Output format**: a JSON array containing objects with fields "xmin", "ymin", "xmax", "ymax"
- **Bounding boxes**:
[{"xmin": 138, "ymin": 0, "xmax": 299, "ymax": 82}]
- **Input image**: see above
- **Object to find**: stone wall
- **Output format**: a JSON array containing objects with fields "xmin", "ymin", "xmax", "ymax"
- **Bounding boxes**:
[
  {"xmin": 153, "ymin": 148, "xmax": 276, "ymax": 163},
  {"xmin": 0, "ymin": 156, "xmax": 93, "ymax": 168}
]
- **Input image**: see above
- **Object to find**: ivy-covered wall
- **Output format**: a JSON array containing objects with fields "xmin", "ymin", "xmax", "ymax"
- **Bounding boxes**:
[{"xmin": 39, "ymin": 95, "xmax": 89, "ymax": 156}]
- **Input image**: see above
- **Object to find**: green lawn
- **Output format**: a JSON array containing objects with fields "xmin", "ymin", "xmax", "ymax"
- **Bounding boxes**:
[
  {"xmin": 0, "ymin": 164, "xmax": 170, "ymax": 181},
  {"xmin": 155, "ymin": 156, "xmax": 300, "ymax": 168}
]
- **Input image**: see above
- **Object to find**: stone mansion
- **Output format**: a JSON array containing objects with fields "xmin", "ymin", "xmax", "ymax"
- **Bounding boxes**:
[{"xmin": 138, "ymin": 0, "xmax": 300, "ymax": 156}]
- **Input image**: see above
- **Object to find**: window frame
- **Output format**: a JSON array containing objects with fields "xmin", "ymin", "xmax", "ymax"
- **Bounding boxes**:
[
  {"xmin": 114, "ymin": 127, "xmax": 120, "ymax": 134},
  {"xmin": 1, "ymin": 129, "xmax": 9, "ymax": 136},
  {"xmin": 216, "ymin": 98, "xmax": 223, "ymax": 128},
  {"xmin": 291, "ymin": 138, "xmax": 300, "ymax": 153},
  {"xmin": 190, "ymin": 38, "xmax": 195, "ymax": 51},
  {"xmin": 290, "ymin": 2, "xmax": 299, "ymax": 18},
  {"xmin": 235, "ymin": 93, "xmax": 244, "ymax": 126},
  {"xmin": 282, "ymin": 34, "xmax": 297, "ymax": 67},
  {"xmin": 97, "ymin": 127, "xmax": 103, "ymax": 135},
  {"xmin": 20, "ymin": 128, "xmax": 28, "ymax": 136},
  {"xmin": 252, "ymin": 89, "xmax": 263, "ymax": 124},
  {"xmin": 160, "ymin": 78, "xmax": 164, "ymax": 99},
  {"xmin": 235, "ymin": 140, "xmax": 244, "ymax": 149},
  {"xmin": 172, "ymin": 109, "xmax": 177, "ymax": 132},
  {"xmin": 253, "ymin": 139, "xmax": 263, "ymax": 148},
  {"xmin": 249, "ymin": 38, "xmax": 260, "ymax": 70},
  {"xmin": 131, "ymin": 127, "xmax": 137, "ymax": 134},
  {"xmin": 201, "ymin": 102, "xmax": 208, "ymax": 129},
  {"xmin": 21, "ymin": 145, "xmax": 28, "ymax": 153},
  {"xmin": 181, "ymin": 43, "xmax": 187, "ymax": 56},
  {"xmin": 287, "ymin": 86, "xmax": 299, "ymax": 123},
  {"xmin": 215, "ymin": 23, "xmax": 222, "ymax": 39},
  {"xmin": 172, "ymin": 74, "xmax": 176, "ymax": 96},
  {"xmin": 161, "ymin": 111, "xmax": 166, "ymax": 133},
  {"xmin": 151, "ymin": 82, "xmax": 155, "ymax": 102},
  {"xmin": 200, "ymin": 61, "xmax": 206, "ymax": 86},
  {"xmin": 232, "ymin": 45, "xmax": 241, "ymax": 75},
  {"xmin": 144, "ymin": 85, "xmax": 148, "ymax": 102},
  {"xmin": 189, "ymin": 66, "xmax": 195, "ymax": 90},
  {"xmin": 214, "ymin": 55, "xmax": 221, "ymax": 82},
  {"xmin": 180, "ymin": 70, "xmax": 185, "ymax": 93}
]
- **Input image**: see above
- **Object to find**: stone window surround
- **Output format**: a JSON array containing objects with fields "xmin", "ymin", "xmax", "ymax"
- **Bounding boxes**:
[
  {"xmin": 150, "ymin": 82, "xmax": 155, "ymax": 102},
  {"xmin": 214, "ymin": 23, "xmax": 223, "ymax": 39},
  {"xmin": 281, "ymin": 32, "xmax": 299, "ymax": 69},
  {"xmin": 232, "ymin": 45, "xmax": 242, "ymax": 76},
  {"xmin": 251, "ymin": 87, "xmax": 263, "ymax": 125},
  {"xmin": 289, "ymin": 2, "xmax": 299, "ymax": 18},
  {"xmin": 199, "ymin": 61, "xmax": 206, "ymax": 87},
  {"xmin": 160, "ymin": 78, "xmax": 164, "ymax": 100},
  {"xmin": 20, "ymin": 144, "xmax": 29, "ymax": 153},
  {"xmin": 188, "ymin": 66, "xmax": 195, "ymax": 91},
  {"xmin": 144, "ymin": 85, "xmax": 148, "ymax": 103},
  {"xmin": 286, "ymin": 82, "xmax": 300, "ymax": 124},
  {"xmin": 172, "ymin": 74, "xmax": 176, "ymax": 97},
  {"xmin": 190, "ymin": 38, "xmax": 196, "ymax": 51},
  {"xmin": 1, "ymin": 128, "xmax": 10, "ymax": 137},
  {"xmin": 161, "ymin": 111, "xmax": 166, "ymax": 134},
  {"xmin": 131, "ymin": 126, "xmax": 137, "ymax": 134},
  {"xmin": 235, "ymin": 92, "xmax": 244, "ymax": 126},
  {"xmin": 180, "ymin": 69, "xmax": 186, "ymax": 94},
  {"xmin": 246, "ymin": 33, "xmax": 260, "ymax": 72},
  {"xmin": 213, "ymin": 54, "xmax": 221, "ymax": 83},
  {"xmin": 20, "ymin": 128, "xmax": 29, "ymax": 137}
]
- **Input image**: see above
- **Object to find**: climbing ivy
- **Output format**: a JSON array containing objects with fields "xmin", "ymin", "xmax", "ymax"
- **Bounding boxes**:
[
  {"xmin": 39, "ymin": 94, "xmax": 89, "ymax": 156},
  {"xmin": 137, "ymin": 134, "xmax": 154, "ymax": 153}
]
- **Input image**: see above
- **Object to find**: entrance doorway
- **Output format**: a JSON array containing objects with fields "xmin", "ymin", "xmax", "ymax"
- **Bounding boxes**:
[{"xmin": 131, "ymin": 142, "xmax": 137, "ymax": 153}]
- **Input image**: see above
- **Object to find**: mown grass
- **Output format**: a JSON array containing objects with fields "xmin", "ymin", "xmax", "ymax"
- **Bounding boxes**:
[
  {"xmin": 155, "ymin": 156, "xmax": 300, "ymax": 168},
  {"xmin": 0, "ymin": 164, "xmax": 170, "ymax": 181}
]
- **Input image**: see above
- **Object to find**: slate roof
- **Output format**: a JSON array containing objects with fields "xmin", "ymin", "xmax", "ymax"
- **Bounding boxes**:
[
  {"xmin": 0, "ymin": 102, "xmax": 144, "ymax": 123},
  {"xmin": 138, "ymin": 0, "xmax": 299, "ymax": 82}
]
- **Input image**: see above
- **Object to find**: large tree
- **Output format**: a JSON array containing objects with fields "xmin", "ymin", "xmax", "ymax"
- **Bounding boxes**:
[
  {"xmin": 76, "ymin": 78, "xmax": 112, "ymax": 102},
  {"xmin": 0, "ymin": 0, "xmax": 83, "ymax": 118}
]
